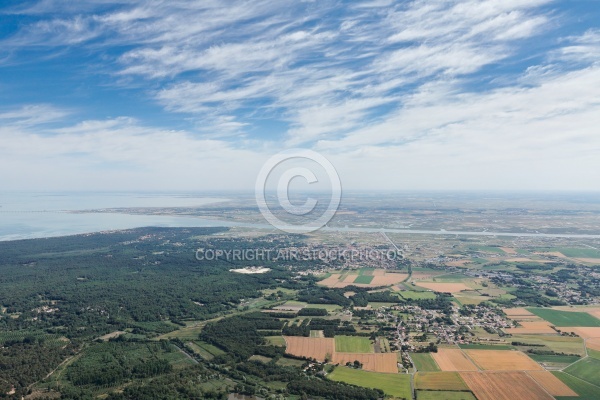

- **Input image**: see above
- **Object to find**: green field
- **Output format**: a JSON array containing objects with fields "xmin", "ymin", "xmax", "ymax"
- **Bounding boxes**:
[
  {"xmin": 410, "ymin": 353, "xmax": 441, "ymax": 371},
  {"xmin": 414, "ymin": 372, "xmax": 467, "ymax": 390},
  {"xmin": 458, "ymin": 344, "xmax": 514, "ymax": 350},
  {"xmin": 328, "ymin": 367, "xmax": 411, "ymax": 399},
  {"xmin": 265, "ymin": 336, "xmax": 286, "ymax": 346},
  {"xmin": 416, "ymin": 391, "xmax": 476, "ymax": 400},
  {"xmin": 335, "ymin": 335, "xmax": 373, "ymax": 353},
  {"xmin": 564, "ymin": 357, "xmax": 600, "ymax": 386},
  {"xmin": 528, "ymin": 308, "xmax": 600, "ymax": 327},
  {"xmin": 553, "ymin": 371, "xmax": 600, "ymax": 400},
  {"xmin": 399, "ymin": 291, "xmax": 437, "ymax": 300},
  {"xmin": 187, "ymin": 340, "xmax": 225, "ymax": 360},
  {"xmin": 589, "ymin": 349, "xmax": 600, "ymax": 360},
  {"xmin": 549, "ymin": 248, "xmax": 600, "ymax": 258},
  {"xmin": 354, "ymin": 275, "xmax": 374, "ymax": 284},
  {"xmin": 470, "ymin": 246, "xmax": 506, "ymax": 254},
  {"xmin": 510, "ymin": 334, "xmax": 585, "ymax": 356},
  {"xmin": 528, "ymin": 354, "xmax": 581, "ymax": 364}
]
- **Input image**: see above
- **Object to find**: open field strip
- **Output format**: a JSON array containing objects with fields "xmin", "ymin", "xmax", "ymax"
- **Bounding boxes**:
[
  {"xmin": 528, "ymin": 307, "xmax": 600, "ymax": 327},
  {"xmin": 564, "ymin": 356, "xmax": 600, "ymax": 386},
  {"xmin": 460, "ymin": 371, "xmax": 553, "ymax": 400},
  {"xmin": 525, "ymin": 370, "xmax": 578, "ymax": 396},
  {"xmin": 332, "ymin": 352, "xmax": 398, "ymax": 373},
  {"xmin": 414, "ymin": 371, "xmax": 468, "ymax": 391},
  {"xmin": 503, "ymin": 307, "xmax": 535, "ymax": 317},
  {"xmin": 335, "ymin": 335, "xmax": 374, "ymax": 353},
  {"xmin": 414, "ymin": 282, "xmax": 472, "ymax": 293},
  {"xmin": 504, "ymin": 320, "xmax": 556, "ymax": 334},
  {"xmin": 415, "ymin": 391, "xmax": 476, "ymax": 400},
  {"xmin": 509, "ymin": 334, "xmax": 586, "ymax": 356},
  {"xmin": 464, "ymin": 350, "xmax": 543, "ymax": 371},
  {"xmin": 431, "ymin": 348, "xmax": 478, "ymax": 371},
  {"xmin": 553, "ymin": 371, "xmax": 600, "ymax": 398},
  {"xmin": 561, "ymin": 327, "xmax": 600, "ymax": 339},
  {"xmin": 328, "ymin": 367, "xmax": 411, "ymax": 399},
  {"xmin": 283, "ymin": 337, "xmax": 334, "ymax": 362},
  {"xmin": 587, "ymin": 337, "xmax": 600, "ymax": 351},
  {"xmin": 410, "ymin": 353, "xmax": 441, "ymax": 371}
]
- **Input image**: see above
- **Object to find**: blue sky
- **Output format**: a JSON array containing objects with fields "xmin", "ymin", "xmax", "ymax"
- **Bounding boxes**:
[{"xmin": 0, "ymin": 0, "xmax": 599, "ymax": 191}]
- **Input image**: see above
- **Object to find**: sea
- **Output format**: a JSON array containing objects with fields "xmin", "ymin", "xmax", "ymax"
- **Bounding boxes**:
[{"xmin": 0, "ymin": 192, "xmax": 236, "ymax": 241}]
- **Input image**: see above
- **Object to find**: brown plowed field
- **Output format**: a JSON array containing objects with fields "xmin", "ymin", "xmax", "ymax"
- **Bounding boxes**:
[
  {"xmin": 526, "ymin": 371, "xmax": 578, "ymax": 396},
  {"xmin": 332, "ymin": 352, "xmax": 397, "ymax": 373},
  {"xmin": 431, "ymin": 349, "xmax": 478, "ymax": 371},
  {"xmin": 283, "ymin": 337, "xmax": 334, "ymax": 361},
  {"xmin": 460, "ymin": 371, "xmax": 553, "ymax": 400},
  {"xmin": 505, "ymin": 321, "xmax": 556, "ymax": 334},
  {"xmin": 464, "ymin": 350, "xmax": 542, "ymax": 371},
  {"xmin": 414, "ymin": 282, "xmax": 471, "ymax": 293}
]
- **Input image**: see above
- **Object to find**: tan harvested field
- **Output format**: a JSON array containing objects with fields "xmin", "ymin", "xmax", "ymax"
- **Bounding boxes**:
[
  {"xmin": 536, "ymin": 251, "xmax": 568, "ymax": 258},
  {"xmin": 503, "ymin": 308, "xmax": 535, "ymax": 317},
  {"xmin": 460, "ymin": 371, "xmax": 553, "ymax": 400},
  {"xmin": 464, "ymin": 350, "xmax": 543, "ymax": 371},
  {"xmin": 319, "ymin": 274, "xmax": 344, "ymax": 287},
  {"xmin": 446, "ymin": 260, "xmax": 471, "ymax": 267},
  {"xmin": 587, "ymin": 337, "xmax": 600, "ymax": 351},
  {"xmin": 526, "ymin": 371, "xmax": 578, "ymax": 396},
  {"xmin": 505, "ymin": 321, "xmax": 556, "ymax": 334},
  {"xmin": 431, "ymin": 349, "xmax": 478, "ymax": 371},
  {"xmin": 562, "ymin": 327, "xmax": 600, "ymax": 339},
  {"xmin": 411, "ymin": 271, "xmax": 445, "ymax": 280},
  {"xmin": 575, "ymin": 257, "xmax": 600, "ymax": 264},
  {"xmin": 415, "ymin": 282, "xmax": 471, "ymax": 293},
  {"xmin": 284, "ymin": 337, "xmax": 334, "ymax": 361},
  {"xmin": 500, "ymin": 247, "xmax": 517, "ymax": 255},
  {"xmin": 414, "ymin": 371, "xmax": 469, "ymax": 391},
  {"xmin": 332, "ymin": 352, "xmax": 397, "ymax": 373},
  {"xmin": 99, "ymin": 331, "xmax": 125, "ymax": 341},
  {"xmin": 370, "ymin": 273, "xmax": 408, "ymax": 286},
  {"xmin": 505, "ymin": 257, "xmax": 549, "ymax": 263}
]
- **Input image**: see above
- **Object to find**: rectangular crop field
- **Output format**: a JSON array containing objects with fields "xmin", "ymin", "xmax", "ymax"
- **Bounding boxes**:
[
  {"xmin": 284, "ymin": 336, "xmax": 334, "ymax": 361},
  {"xmin": 335, "ymin": 335, "xmax": 373, "ymax": 353},
  {"xmin": 329, "ymin": 367, "xmax": 411, "ymax": 399},
  {"xmin": 414, "ymin": 282, "xmax": 471, "ymax": 293},
  {"xmin": 528, "ymin": 307, "xmax": 600, "ymax": 327},
  {"xmin": 526, "ymin": 371, "xmax": 578, "ymax": 396},
  {"xmin": 354, "ymin": 275, "xmax": 374, "ymax": 284},
  {"xmin": 564, "ymin": 357, "xmax": 600, "ymax": 386},
  {"xmin": 410, "ymin": 353, "xmax": 441, "ymax": 371},
  {"xmin": 416, "ymin": 391, "xmax": 476, "ymax": 400},
  {"xmin": 460, "ymin": 371, "xmax": 553, "ymax": 400},
  {"xmin": 414, "ymin": 372, "xmax": 468, "ymax": 391},
  {"xmin": 332, "ymin": 352, "xmax": 398, "ymax": 373},
  {"xmin": 431, "ymin": 349, "xmax": 478, "ymax": 371},
  {"xmin": 399, "ymin": 290, "xmax": 437, "ymax": 300},
  {"xmin": 553, "ymin": 371, "xmax": 600, "ymax": 399},
  {"xmin": 509, "ymin": 334, "xmax": 585, "ymax": 356},
  {"xmin": 464, "ymin": 350, "xmax": 542, "ymax": 371}
]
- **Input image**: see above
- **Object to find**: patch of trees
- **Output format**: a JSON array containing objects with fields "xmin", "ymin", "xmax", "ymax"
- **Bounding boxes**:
[
  {"xmin": 297, "ymin": 287, "xmax": 352, "ymax": 307},
  {"xmin": 298, "ymin": 307, "xmax": 328, "ymax": 316}
]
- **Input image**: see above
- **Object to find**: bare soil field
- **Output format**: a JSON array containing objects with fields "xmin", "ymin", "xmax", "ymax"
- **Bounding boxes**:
[
  {"xmin": 283, "ymin": 337, "xmax": 334, "ymax": 361},
  {"xmin": 505, "ymin": 321, "xmax": 556, "ymax": 334},
  {"xmin": 503, "ymin": 308, "xmax": 535, "ymax": 317},
  {"xmin": 575, "ymin": 257, "xmax": 600, "ymax": 264},
  {"xmin": 460, "ymin": 371, "xmax": 553, "ymax": 400},
  {"xmin": 414, "ymin": 371, "xmax": 469, "ymax": 391},
  {"xmin": 370, "ymin": 273, "xmax": 408, "ymax": 286},
  {"xmin": 99, "ymin": 331, "xmax": 125, "ymax": 341},
  {"xmin": 562, "ymin": 327, "xmax": 600, "ymax": 339},
  {"xmin": 431, "ymin": 349, "xmax": 478, "ymax": 371},
  {"xmin": 500, "ymin": 247, "xmax": 517, "ymax": 255},
  {"xmin": 415, "ymin": 282, "xmax": 471, "ymax": 293},
  {"xmin": 526, "ymin": 370, "xmax": 578, "ymax": 396},
  {"xmin": 332, "ymin": 352, "xmax": 397, "ymax": 373},
  {"xmin": 464, "ymin": 350, "xmax": 543, "ymax": 371}
]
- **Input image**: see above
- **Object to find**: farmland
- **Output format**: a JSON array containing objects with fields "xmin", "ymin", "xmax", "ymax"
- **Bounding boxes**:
[
  {"xmin": 416, "ymin": 391, "xmax": 476, "ymax": 400},
  {"xmin": 414, "ymin": 282, "xmax": 472, "ymax": 293},
  {"xmin": 331, "ymin": 353, "xmax": 398, "ymax": 373},
  {"xmin": 414, "ymin": 371, "xmax": 468, "ymax": 391},
  {"xmin": 328, "ymin": 367, "xmax": 411, "ymax": 399},
  {"xmin": 528, "ymin": 307, "xmax": 600, "ymax": 327},
  {"xmin": 526, "ymin": 371, "xmax": 578, "ymax": 397},
  {"xmin": 335, "ymin": 335, "xmax": 374, "ymax": 353},
  {"xmin": 431, "ymin": 349, "xmax": 478, "ymax": 371},
  {"xmin": 564, "ymin": 357, "xmax": 600, "ymax": 386},
  {"xmin": 410, "ymin": 353, "xmax": 441, "ymax": 371},
  {"xmin": 284, "ymin": 337, "xmax": 335, "ymax": 362},
  {"xmin": 464, "ymin": 350, "xmax": 542, "ymax": 371},
  {"xmin": 553, "ymin": 371, "xmax": 600, "ymax": 399},
  {"xmin": 460, "ymin": 371, "xmax": 553, "ymax": 400}
]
